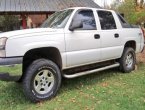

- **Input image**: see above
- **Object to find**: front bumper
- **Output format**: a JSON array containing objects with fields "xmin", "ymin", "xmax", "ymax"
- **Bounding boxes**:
[{"xmin": 0, "ymin": 57, "xmax": 23, "ymax": 81}]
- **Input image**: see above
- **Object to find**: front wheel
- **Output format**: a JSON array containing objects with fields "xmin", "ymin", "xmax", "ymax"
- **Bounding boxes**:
[
  {"xmin": 23, "ymin": 59, "xmax": 61, "ymax": 102},
  {"xmin": 119, "ymin": 47, "xmax": 136, "ymax": 73}
]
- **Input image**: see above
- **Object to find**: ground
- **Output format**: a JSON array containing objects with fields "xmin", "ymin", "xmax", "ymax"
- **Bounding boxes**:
[
  {"xmin": 137, "ymin": 47, "xmax": 145, "ymax": 63},
  {"xmin": 0, "ymin": 63, "xmax": 145, "ymax": 110}
]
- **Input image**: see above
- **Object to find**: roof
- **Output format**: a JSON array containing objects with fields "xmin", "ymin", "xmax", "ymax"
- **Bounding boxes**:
[{"xmin": 0, "ymin": 0, "xmax": 101, "ymax": 14}]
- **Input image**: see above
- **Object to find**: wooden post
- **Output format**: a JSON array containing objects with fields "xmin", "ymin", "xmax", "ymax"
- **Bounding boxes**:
[{"xmin": 21, "ymin": 15, "xmax": 27, "ymax": 29}]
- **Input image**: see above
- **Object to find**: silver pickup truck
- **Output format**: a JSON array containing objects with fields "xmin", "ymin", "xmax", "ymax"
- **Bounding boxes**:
[{"xmin": 0, "ymin": 7, "xmax": 144, "ymax": 102}]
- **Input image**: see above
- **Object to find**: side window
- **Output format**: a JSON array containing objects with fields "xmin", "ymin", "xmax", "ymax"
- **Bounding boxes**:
[
  {"xmin": 72, "ymin": 10, "xmax": 96, "ymax": 30},
  {"xmin": 97, "ymin": 11, "xmax": 117, "ymax": 30},
  {"xmin": 117, "ymin": 14, "xmax": 127, "ymax": 24},
  {"xmin": 117, "ymin": 13, "xmax": 131, "ymax": 28}
]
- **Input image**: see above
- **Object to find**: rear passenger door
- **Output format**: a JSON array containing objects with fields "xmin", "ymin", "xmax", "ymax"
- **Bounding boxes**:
[{"xmin": 97, "ymin": 10, "xmax": 123, "ymax": 61}]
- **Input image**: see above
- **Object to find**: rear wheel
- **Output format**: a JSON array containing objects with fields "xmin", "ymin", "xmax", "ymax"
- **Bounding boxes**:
[
  {"xmin": 119, "ymin": 47, "xmax": 136, "ymax": 73},
  {"xmin": 23, "ymin": 59, "xmax": 61, "ymax": 102}
]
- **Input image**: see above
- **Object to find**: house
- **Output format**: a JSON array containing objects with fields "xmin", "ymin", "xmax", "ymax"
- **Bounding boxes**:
[{"xmin": 0, "ymin": 0, "xmax": 101, "ymax": 30}]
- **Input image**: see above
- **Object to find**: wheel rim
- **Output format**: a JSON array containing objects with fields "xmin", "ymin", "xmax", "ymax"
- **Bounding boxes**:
[
  {"xmin": 33, "ymin": 69, "xmax": 55, "ymax": 95},
  {"xmin": 125, "ymin": 52, "xmax": 134, "ymax": 68}
]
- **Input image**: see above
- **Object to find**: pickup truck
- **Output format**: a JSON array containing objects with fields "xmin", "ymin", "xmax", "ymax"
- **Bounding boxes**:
[{"xmin": 0, "ymin": 7, "xmax": 144, "ymax": 102}]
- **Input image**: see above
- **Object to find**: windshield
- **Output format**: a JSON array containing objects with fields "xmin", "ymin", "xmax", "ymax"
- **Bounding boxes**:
[{"xmin": 41, "ymin": 9, "xmax": 73, "ymax": 28}]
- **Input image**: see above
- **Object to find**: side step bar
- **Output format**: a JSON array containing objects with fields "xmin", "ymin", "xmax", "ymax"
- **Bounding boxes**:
[{"xmin": 63, "ymin": 63, "xmax": 120, "ymax": 79}]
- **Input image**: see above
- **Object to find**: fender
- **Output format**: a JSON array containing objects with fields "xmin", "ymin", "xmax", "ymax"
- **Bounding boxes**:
[{"xmin": 5, "ymin": 33, "xmax": 65, "ymax": 57}]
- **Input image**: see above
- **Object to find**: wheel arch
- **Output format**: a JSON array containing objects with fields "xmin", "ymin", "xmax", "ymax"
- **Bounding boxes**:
[
  {"xmin": 124, "ymin": 40, "xmax": 136, "ymax": 51},
  {"xmin": 22, "ymin": 47, "xmax": 62, "ymax": 76}
]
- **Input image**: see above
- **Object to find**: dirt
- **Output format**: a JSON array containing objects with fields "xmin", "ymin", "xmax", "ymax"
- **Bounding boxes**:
[{"xmin": 137, "ymin": 47, "xmax": 145, "ymax": 63}]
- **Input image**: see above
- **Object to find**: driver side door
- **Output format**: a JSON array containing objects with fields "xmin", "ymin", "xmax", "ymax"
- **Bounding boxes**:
[{"xmin": 65, "ymin": 9, "xmax": 101, "ymax": 68}]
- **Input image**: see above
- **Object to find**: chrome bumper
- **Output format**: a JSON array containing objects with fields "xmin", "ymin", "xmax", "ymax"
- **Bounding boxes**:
[{"xmin": 0, "ymin": 57, "xmax": 23, "ymax": 81}]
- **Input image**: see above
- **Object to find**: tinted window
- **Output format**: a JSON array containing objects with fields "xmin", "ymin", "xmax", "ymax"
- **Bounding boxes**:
[
  {"xmin": 97, "ymin": 11, "xmax": 117, "ymax": 30},
  {"xmin": 72, "ymin": 10, "xmax": 96, "ymax": 30},
  {"xmin": 41, "ymin": 9, "xmax": 73, "ymax": 28},
  {"xmin": 117, "ymin": 14, "xmax": 127, "ymax": 24},
  {"xmin": 117, "ymin": 13, "xmax": 131, "ymax": 28}
]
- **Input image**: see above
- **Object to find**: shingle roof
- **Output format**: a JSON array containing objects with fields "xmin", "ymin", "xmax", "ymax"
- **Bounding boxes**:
[{"xmin": 0, "ymin": 0, "xmax": 101, "ymax": 13}]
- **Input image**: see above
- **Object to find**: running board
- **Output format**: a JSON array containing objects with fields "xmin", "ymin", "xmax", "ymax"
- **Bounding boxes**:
[{"xmin": 63, "ymin": 63, "xmax": 120, "ymax": 79}]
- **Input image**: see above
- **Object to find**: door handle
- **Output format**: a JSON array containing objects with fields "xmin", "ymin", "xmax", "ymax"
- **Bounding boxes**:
[
  {"xmin": 94, "ymin": 34, "xmax": 100, "ymax": 39},
  {"xmin": 114, "ymin": 33, "xmax": 119, "ymax": 38}
]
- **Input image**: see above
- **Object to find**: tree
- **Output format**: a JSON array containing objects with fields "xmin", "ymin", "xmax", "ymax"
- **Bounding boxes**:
[
  {"xmin": 113, "ymin": 0, "xmax": 145, "ymax": 24},
  {"xmin": 134, "ymin": 0, "xmax": 144, "ymax": 8},
  {"xmin": 139, "ymin": 0, "xmax": 144, "ymax": 8},
  {"xmin": 135, "ymin": 0, "xmax": 138, "ymax": 6},
  {"xmin": 0, "ymin": 15, "xmax": 20, "ymax": 32}
]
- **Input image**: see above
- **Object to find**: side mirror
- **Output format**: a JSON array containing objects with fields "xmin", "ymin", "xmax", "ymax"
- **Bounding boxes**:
[{"xmin": 69, "ymin": 20, "xmax": 83, "ymax": 31}]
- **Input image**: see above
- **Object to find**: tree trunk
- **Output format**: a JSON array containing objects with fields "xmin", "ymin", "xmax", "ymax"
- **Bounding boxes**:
[
  {"xmin": 140, "ymin": 0, "xmax": 144, "ymax": 8},
  {"xmin": 135, "ymin": 0, "xmax": 138, "ymax": 6}
]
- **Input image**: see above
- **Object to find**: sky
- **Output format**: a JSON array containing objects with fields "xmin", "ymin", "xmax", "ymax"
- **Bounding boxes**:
[
  {"xmin": 93, "ymin": 0, "xmax": 145, "ymax": 7},
  {"xmin": 93, "ymin": 0, "xmax": 115, "ymax": 7}
]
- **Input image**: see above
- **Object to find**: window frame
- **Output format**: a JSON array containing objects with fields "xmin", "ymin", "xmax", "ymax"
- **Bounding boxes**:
[
  {"xmin": 69, "ymin": 9, "xmax": 97, "ymax": 31},
  {"xmin": 97, "ymin": 10, "xmax": 117, "ymax": 30},
  {"xmin": 117, "ymin": 13, "xmax": 131, "ymax": 28}
]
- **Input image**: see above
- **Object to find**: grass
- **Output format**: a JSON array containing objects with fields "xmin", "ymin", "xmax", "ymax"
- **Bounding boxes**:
[{"xmin": 0, "ymin": 63, "xmax": 145, "ymax": 110}]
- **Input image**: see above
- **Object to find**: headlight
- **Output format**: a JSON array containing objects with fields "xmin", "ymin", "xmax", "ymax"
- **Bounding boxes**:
[{"xmin": 0, "ymin": 37, "xmax": 7, "ymax": 57}]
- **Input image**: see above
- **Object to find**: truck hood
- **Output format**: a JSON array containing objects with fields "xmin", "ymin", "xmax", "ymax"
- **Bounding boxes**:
[{"xmin": 0, "ymin": 28, "xmax": 63, "ymax": 39}]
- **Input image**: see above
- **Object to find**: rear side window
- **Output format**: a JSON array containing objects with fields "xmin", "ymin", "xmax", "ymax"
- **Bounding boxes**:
[
  {"xmin": 97, "ymin": 11, "xmax": 117, "ymax": 30},
  {"xmin": 118, "ymin": 14, "xmax": 127, "ymax": 24},
  {"xmin": 72, "ymin": 10, "xmax": 96, "ymax": 30},
  {"xmin": 117, "ymin": 13, "xmax": 131, "ymax": 28}
]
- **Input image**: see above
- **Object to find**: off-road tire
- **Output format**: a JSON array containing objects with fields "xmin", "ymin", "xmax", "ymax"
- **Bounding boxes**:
[
  {"xmin": 22, "ymin": 59, "xmax": 61, "ymax": 102},
  {"xmin": 119, "ymin": 47, "xmax": 136, "ymax": 73}
]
